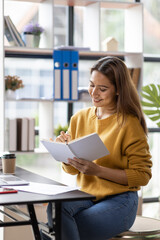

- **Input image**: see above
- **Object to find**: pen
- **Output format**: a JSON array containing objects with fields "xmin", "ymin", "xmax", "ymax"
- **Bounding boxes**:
[{"xmin": 65, "ymin": 131, "xmax": 69, "ymax": 145}]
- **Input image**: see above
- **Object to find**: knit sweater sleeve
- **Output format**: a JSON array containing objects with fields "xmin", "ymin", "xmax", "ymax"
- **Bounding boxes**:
[
  {"xmin": 62, "ymin": 162, "xmax": 79, "ymax": 175},
  {"xmin": 123, "ymin": 117, "xmax": 152, "ymax": 187}
]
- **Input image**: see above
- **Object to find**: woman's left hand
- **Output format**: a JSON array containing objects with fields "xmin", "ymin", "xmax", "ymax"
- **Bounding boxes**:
[
  {"xmin": 67, "ymin": 157, "xmax": 100, "ymax": 176},
  {"xmin": 68, "ymin": 157, "xmax": 128, "ymax": 185}
]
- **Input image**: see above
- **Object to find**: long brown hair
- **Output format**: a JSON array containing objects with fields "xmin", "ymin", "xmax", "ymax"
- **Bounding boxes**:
[{"xmin": 90, "ymin": 56, "xmax": 147, "ymax": 135}]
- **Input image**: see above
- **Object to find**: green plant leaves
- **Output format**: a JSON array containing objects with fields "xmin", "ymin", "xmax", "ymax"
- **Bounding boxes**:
[
  {"xmin": 141, "ymin": 84, "xmax": 160, "ymax": 127},
  {"xmin": 54, "ymin": 124, "xmax": 69, "ymax": 137}
]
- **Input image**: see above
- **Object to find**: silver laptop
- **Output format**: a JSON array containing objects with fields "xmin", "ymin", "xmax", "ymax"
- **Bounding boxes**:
[{"xmin": 0, "ymin": 174, "xmax": 29, "ymax": 186}]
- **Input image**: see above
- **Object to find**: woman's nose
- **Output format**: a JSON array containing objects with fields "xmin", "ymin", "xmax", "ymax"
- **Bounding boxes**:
[{"xmin": 92, "ymin": 87, "xmax": 99, "ymax": 96}]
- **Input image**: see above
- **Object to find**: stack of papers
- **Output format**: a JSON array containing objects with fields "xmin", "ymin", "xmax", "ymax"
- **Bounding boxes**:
[{"xmin": 8, "ymin": 182, "xmax": 79, "ymax": 195}]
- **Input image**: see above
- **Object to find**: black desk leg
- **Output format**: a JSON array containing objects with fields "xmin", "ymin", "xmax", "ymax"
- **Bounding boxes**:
[
  {"xmin": 27, "ymin": 204, "xmax": 41, "ymax": 240},
  {"xmin": 55, "ymin": 202, "xmax": 61, "ymax": 240}
]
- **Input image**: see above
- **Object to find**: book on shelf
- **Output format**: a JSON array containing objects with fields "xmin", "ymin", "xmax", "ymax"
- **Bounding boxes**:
[
  {"xmin": 128, "ymin": 68, "xmax": 140, "ymax": 88},
  {"xmin": 5, "ymin": 118, "xmax": 17, "ymax": 152},
  {"xmin": 4, "ymin": 17, "xmax": 18, "ymax": 46},
  {"xmin": 4, "ymin": 16, "xmax": 25, "ymax": 47},
  {"xmin": 41, "ymin": 132, "xmax": 109, "ymax": 164},
  {"xmin": 28, "ymin": 118, "xmax": 35, "ymax": 151},
  {"xmin": 17, "ymin": 118, "xmax": 28, "ymax": 151},
  {"xmin": 7, "ymin": 16, "xmax": 25, "ymax": 47},
  {"xmin": 9, "ymin": 118, "xmax": 17, "ymax": 152}
]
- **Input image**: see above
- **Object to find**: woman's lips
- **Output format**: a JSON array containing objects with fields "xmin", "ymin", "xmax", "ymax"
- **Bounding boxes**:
[{"xmin": 93, "ymin": 99, "xmax": 102, "ymax": 103}]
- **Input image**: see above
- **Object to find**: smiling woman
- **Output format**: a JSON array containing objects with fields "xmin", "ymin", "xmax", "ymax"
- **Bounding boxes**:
[{"xmin": 44, "ymin": 56, "xmax": 152, "ymax": 240}]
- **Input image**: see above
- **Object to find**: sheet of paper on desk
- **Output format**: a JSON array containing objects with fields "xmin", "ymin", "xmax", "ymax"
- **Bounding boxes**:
[{"xmin": 7, "ymin": 182, "xmax": 80, "ymax": 195}]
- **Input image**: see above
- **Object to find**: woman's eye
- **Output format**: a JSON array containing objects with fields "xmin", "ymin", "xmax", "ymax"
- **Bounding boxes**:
[
  {"xmin": 89, "ymin": 84, "xmax": 94, "ymax": 88},
  {"xmin": 100, "ymin": 88, "xmax": 107, "ymax": 92}
]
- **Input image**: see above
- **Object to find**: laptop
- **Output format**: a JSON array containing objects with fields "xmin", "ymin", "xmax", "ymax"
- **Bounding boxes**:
[{"xmin": 0, "ymin": 174, "xmax": 29, "ymax": 186}]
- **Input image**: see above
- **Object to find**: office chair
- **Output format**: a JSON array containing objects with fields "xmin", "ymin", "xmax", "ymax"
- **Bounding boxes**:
[{"xmin": 111, "ymin": 215, "xmax": 160, "ymax": 239}]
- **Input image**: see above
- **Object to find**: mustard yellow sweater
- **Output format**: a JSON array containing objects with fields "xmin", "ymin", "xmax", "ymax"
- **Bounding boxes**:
[{"xmin": 62, "ymin": 107, "xmax": 152, "ymax": 201}]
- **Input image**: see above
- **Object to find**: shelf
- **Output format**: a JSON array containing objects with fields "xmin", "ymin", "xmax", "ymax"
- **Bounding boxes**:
[
  {"xmin": 5, "ymin": 47, "xmax": 53, "ymax": 59},
  {"xmin": 5, "ymin": 0, "xmax": 45, "ymax": 3},
  {"xmin": 79, "ymin": 51, "xmax": 142, "ymax": 60},
  {"xmin": 5, "ymin": 93, "xmax": 91, "ymax": 103},
  {"xmin": 9, "ymin": 0, "xmax": 140, "ymax": 9},
  {"xmin": 6, "ymin": 97, "xmax": 54, "ymax": 102},
  {"xmin": 5, "ymin": 47, "xmax": 142, "ymax": 59},
  {"xmin": 7, "ymin": 47, "xmax": 158, "ymax": 62},
  {"xmin": 55, "ymin": 0, "xmax": 140, "ymax": 9},
  {"xmin": 100, "ymin": 1, "xmax": 140, "ymax": 9},
  {"xmin": 10, "ymin": 148, "xmax": 48, "ymax": 154}
]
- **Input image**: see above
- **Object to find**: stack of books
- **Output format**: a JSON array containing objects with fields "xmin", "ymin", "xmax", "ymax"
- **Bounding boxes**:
[
  {"xmin": 6, "ymin": 118, "xmax": 35, "ymax": 152},
  {"xmin": 4, "ymin": 16, "xmax": 25, "ymax": 47}
]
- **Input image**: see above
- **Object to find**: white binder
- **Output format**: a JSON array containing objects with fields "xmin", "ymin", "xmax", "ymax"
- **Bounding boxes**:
[
  {"xmin": 53, "ymin": 50, "xmax": 62, "ymax": 100},
  {"xmin": 71, "ymin": 51, "xmax": 79, "ymax": 100},
  {"xmin": 62, "ymin": 50, "xmax": 70, "ymax": 100}
]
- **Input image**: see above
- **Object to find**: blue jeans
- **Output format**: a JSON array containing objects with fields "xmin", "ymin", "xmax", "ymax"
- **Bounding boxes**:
[{"xmin": 43, "ymin": 191, "xmax": 138, "ymax": 240}]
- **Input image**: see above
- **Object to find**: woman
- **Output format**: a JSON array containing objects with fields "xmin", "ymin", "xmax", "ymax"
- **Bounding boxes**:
[{"xmin": 45, "ymin": 56, "xmax": 152, "ymax": 240}]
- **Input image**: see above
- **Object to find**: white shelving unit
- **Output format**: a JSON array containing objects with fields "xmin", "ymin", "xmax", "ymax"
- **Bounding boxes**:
[
  {"xmin": 2, "ymin": 0, "xmax": 55, "ymax": 154},
  {"xmin": 0, "ymin": 1, "xmax": 4, "ymax": 238},
  {"xmin": 0, "ymin": 0, "xmax": 5, "ymax": 153},
  {"xmin": 1, "ymin": 0, "xmax": 144, "ymax": 153}
]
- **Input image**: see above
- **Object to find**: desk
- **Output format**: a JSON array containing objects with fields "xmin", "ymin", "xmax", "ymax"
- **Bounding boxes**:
[{"xmin": 0, "ymin": 167, "xmax": 95, "ymax": 240}]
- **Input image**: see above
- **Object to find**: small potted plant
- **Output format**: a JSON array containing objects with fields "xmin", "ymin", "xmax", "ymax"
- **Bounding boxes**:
[
  {"xmin": 23, "ymin": 23, "xmax": 44, "ymax": 48},
  {"xmin": 5, "ymin": 75, "xmax": 24, "ymax": 99}
]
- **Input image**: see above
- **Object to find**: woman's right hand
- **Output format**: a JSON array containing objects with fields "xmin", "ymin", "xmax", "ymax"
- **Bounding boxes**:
[{"xmin": 55, "ymin": 131, "xmax": 71, "ymax": 144}]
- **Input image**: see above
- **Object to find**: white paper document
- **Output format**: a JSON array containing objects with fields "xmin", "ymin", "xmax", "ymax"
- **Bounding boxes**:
[{"xmin": 8, "ymin": 182, "xmax": 79, "ymax": 195}]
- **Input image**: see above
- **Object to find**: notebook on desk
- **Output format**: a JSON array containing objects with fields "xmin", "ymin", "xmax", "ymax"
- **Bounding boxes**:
[{"xmin": 0, "ymin": 174, "xmax": 29, "ymax": 186}]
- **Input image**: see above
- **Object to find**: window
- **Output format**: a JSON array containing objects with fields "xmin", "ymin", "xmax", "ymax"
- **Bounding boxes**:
[
  {"xmin": 140, "ymin": 0, "xmax": 160, "ymax": 218},
  {"xmin": 74, "ymin": 6, "xmax": 124, "ymax": 51},
  {"xmin": 142, "ymin": 0, "xmax": 160, "ymax": 55}
]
